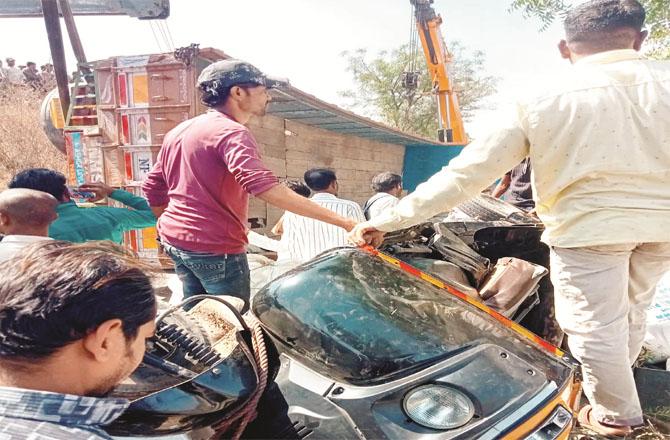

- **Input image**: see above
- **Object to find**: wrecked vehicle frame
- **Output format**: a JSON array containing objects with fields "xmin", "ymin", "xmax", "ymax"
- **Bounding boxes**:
[{"xmin": 106, "ymin": 196, "xmax": 580, "ymax": 439}]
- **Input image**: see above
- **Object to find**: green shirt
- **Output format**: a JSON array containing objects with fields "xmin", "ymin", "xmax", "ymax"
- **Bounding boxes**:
[{"xmin": 49, "ymin": 189, "xmax": 156, "ymax": 243}]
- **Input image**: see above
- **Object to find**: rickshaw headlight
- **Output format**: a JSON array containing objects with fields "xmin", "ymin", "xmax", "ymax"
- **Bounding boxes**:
[{"xmin": 403, "ymin": 385, "xmax": 475, "ymax": 430}]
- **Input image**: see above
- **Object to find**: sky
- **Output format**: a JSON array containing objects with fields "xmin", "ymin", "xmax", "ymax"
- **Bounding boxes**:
[{"xmin": 0, "ymin": 0, "xmax": 571, "ymax": 138}]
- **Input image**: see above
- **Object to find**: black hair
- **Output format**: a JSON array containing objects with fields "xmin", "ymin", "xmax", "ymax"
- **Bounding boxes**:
[
  {"xmin": 8, "ymin": 168, "xmax": 68, "ymax": 201},
  {"xmin": 284, "ymin": 179, "xmax": 311, "ymax": 198},
  {"xmin": 0, "ymin": 241, "xmax": 157, "ymax": 361},
  {"xmin": 564, "ymin": 0, "xmax": 645, "ymax": 42},
  {"xmin": 371, "ymin": 172, "xmax": 402, "ymax": 193},
  {"xmin": 199, "ymin": 81, "xmax": 261, "ymax": 108},
  {"xmin": 304, "ymin": 168, "xmax": 337, "ymax": 191}
]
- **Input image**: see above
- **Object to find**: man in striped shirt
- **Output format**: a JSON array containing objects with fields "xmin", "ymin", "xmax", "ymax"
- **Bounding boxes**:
[{"xmin": 278, "ymin": 169, "xmax": 365, "ymax": 263}]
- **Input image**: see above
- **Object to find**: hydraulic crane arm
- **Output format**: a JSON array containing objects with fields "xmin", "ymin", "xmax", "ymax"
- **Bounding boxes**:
[{"xmin": 411, "ymin": 0, "xmax": 467, "ymax": 144}]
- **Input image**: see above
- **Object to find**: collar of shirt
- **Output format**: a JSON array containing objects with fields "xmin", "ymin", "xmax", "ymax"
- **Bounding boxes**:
[
  {"xmin": 575, "ymin": 49, "xmax": 643, "ymax": 66},
  {"xmin": 207, "ymin": 108, "xmax": 238, "ymax": 124},
  {"xmin": 364, "ymin": 192, "xmax": 394, "ymax": 208},
  {"xmin": 0, "ymin": 386, "xmax": 129, "ymax": 426},
  {"xmin": 0, "ymin": 235, "xmax": 52, "ymax": 244},
  {"xmin": 57, "ymin": 201, "xmax": 98, "ymax": 212},
  {"xmin": 57, "ymin": 201, "xmax": 79, "ymax": 211},
  {"xmin": 311, "ymin": 192, "xmax": 338, "ymax": 201},
  {"xmin": 372, "ymin": 192, "xmax": 396, "ymax": 201}
]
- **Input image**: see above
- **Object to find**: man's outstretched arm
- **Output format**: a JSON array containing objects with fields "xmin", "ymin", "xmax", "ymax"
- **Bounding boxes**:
[
  {"xmin": 350, "ymin": 116, "xmax": 531, "ymax": 246},
  {"xmin": 257, "ymin": 185, "xmax": 357, "ymax": 232},
  {"xmin": 78, "ymin": 182, "xmax": 156, "ymax": 230}
]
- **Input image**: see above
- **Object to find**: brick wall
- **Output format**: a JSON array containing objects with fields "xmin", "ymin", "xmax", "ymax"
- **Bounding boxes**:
[{"xmin": 247, "ymin": 115, "xmax": 405, "ymax": 233}]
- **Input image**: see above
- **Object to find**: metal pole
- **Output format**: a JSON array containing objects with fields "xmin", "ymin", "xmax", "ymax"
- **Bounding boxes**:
[
  {"xmin": 58, "ymin": 0, "xmax": 90, "ymax": 73},
  {"xmin": 41, "ymin": 0, "xmax": 70, "ymax": 118}
]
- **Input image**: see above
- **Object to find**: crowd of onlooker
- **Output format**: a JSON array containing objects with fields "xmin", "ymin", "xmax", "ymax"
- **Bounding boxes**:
[{"xmin": 0, "ymin": 56, "xmax": 56, "ymax": 91}]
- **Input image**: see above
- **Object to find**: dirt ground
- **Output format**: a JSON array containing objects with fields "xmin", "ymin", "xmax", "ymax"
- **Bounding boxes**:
[{"xmin": 570, "ymin": 424, "xmax": 670, "ymax": 440}]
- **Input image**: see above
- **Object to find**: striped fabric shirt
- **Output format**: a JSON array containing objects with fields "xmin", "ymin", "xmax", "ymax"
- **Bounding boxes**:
[{"xmin": 278, "ymin": 192, "xmax": 365, "ymax": 263}]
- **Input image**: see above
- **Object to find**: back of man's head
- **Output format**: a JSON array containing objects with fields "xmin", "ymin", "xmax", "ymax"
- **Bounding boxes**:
[
  {"xmin": 304, "ymin": 168, "xmax": 337, "ymax": 192},
  {"xmin": 371, "ymin": 172, "xmax": 402, "ymax": 193},
  {"xmin": 564, "ymin": 0, "xmax": 645, "ymax": 50},
  {"xmin": 8, "ymin": 168, "xmax": 68, "ymax": 202},
  {"xmin": 0, "ymin": 188, "xmax": 58, "ymax": 235},
  {"xmin": 0, "ymin": 241, "xmax": 156, "ymax": 363}
]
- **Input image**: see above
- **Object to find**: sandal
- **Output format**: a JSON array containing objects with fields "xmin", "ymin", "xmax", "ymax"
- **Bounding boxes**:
[{"xmin": 577, "ymin": 405, "xmax": 633, "ymax": 438}]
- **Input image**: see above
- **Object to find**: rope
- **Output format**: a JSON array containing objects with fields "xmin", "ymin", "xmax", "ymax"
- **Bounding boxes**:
[{"xmin": 212, "ymin": 315, "xmax": 269, "ymax": 439}]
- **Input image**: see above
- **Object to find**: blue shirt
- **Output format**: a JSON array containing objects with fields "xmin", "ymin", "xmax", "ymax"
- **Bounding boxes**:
[{"xmin": 0, "ymin": 386, "xmax": 129, "ymax": 439}]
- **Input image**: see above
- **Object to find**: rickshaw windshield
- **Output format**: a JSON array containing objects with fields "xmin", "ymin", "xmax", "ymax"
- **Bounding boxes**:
[{"xmin": 253, "ymin": 248, "xmax": 552, "ymax": 385}]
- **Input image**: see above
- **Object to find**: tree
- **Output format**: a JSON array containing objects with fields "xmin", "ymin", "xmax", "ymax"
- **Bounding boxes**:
[
  {"xmin": 508, "ymin": 0, "xmax": 670, "ymax": 59},
  {"xmin": 340, "ymin": 43, "xmax": 497, "ymax": 139}
]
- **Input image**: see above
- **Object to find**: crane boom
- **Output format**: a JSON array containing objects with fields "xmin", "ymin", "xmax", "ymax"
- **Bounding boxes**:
[{"xmin": 411, "ymin": 0, "xmax": 467, "ymax": 144}]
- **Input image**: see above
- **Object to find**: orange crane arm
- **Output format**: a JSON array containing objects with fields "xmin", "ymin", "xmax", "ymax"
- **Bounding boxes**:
[{"xmin": 411, "ymin": 0, "xmax": 467, "ymax": 144}]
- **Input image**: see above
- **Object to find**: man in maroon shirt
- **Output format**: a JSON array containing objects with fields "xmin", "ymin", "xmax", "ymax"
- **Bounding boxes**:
[{"xmin": 142, "ymin": 59, "xmax": 355, "ymax": 310}]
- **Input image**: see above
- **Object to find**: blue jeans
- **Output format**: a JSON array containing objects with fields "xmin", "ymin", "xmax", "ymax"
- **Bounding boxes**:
[{"xmin": 162, "ymin": 243, "xmax": 251, "ymax": 311}]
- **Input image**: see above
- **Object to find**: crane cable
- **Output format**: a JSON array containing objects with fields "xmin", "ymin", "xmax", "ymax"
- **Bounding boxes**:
[
  {"xmin": 156, "ymin": 20, "xmax": 173, "ymax": 51},
  {"xmin": 147, "ymin": 19, "xmax": 177, "ymax": 55},
  {"xmin": 148, "ymin": 20, "xmax": 164, "ymax": 52},
  {"xmin": 408, "ymin": 3, "xmax": 420, "ymax": 77},
  {"xmin": 163, "ymin": 20, "xmax": 177, "ymax": 50}
]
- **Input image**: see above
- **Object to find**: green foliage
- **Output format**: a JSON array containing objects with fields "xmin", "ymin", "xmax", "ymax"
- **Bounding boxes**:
[
  {"xmin": 508, "ymin": 0, "xmax": 669, "ymax": 59},
  {"xmin": 340, "ymin": 43, "xmax": 497, "ymax": 139},
  {"xmin": 508, "ymin": 0, "xmax": 570, "ymax": 31},
  {"xmin": 643, "ymin": 0, "xmax": 670, "ymax": 58}
]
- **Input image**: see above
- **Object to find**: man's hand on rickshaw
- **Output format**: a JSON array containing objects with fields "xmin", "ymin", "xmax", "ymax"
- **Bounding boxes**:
[{"xmin": 349, "ymin": 223, "xmax": 385, "ymax": 248}]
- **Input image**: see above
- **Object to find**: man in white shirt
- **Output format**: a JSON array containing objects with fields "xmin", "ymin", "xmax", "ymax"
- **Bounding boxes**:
[
  {"xmin": 279, "ymin": 168, "xmax": 365, "ymax": 263},
  {"xmin": 0, "ymin": 189, "xmax": 58, "ymax": 262},
  {"xmin": 363, "ymin": 172, "xmax": 402, "ymax": 220},
  {"xmin": 3, "ymin": 58, "xmax": 24, "ymax": 85},
  {"xmin": 351, "ymin": 0, "xmax": 669, "ymax": 436}
]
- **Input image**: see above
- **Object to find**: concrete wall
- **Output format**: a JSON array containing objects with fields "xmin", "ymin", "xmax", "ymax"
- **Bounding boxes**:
[{"xmin": 247, "ymin": 115, "xmax": 405, "ymax": 233}]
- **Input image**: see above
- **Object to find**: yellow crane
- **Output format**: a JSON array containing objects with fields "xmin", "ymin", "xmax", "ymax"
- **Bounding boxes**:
[{"xmin": 409, "ymin": 0, "xmax": 467, "ymax": 144}]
